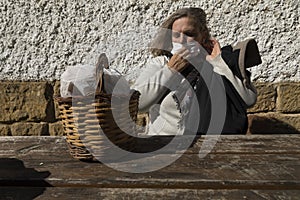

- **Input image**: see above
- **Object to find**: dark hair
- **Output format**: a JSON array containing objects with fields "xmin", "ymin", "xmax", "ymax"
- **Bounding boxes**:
[{"xmin": 150, "ymin": 7, "xmax": 212, "ymax": 57}]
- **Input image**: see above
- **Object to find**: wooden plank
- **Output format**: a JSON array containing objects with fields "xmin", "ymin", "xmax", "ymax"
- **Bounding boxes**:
[
  {"xmin": 0, "ymin": 136, "xmax": 68, "ymax": 157},
  {"xmin": 0, "ymin": 138, "xmax": 300, "ymax": 189},
  {"xmin": 1, "ymin": 187, "xmax": 299, "ymax": 200},
  {"xmin": 1, "ymin": 135, "xmax": 300, "ymax": 155},
  {"xmin": 0, "ymin": 136, "xmax": 299, "ymax": 190}
]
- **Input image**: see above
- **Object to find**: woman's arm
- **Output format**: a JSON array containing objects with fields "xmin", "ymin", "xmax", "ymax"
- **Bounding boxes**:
[
  {"xmin": 206, "ymin": 39, "xmax": 257, "ymax": 107},
  {"xmin": 208, "ymin": 54, "xmax": 257, "ymax": 107},
  {"xmin": 133, "ymin": 56, "xmax": 182, "ymax": 112}
]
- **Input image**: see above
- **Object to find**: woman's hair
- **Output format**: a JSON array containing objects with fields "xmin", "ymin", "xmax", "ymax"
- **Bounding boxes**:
[{"xmin": 150, "ymin": 7, "xmax": 212, "ymax": 57}]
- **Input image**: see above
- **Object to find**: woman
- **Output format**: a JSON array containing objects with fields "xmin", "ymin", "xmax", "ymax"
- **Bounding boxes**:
[{"xmin": 133, "ymin": 7, "xmax": 261, "ymax": 135}]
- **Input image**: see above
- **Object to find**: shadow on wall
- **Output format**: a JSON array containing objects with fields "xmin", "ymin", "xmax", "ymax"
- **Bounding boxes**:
[
  {"xmin": 247, "ymin": 115, "xmax": 300, "ymax": 134},
  {"xmin": 0, "ymin": 158, "xmax": 52, "ymax": 200}
]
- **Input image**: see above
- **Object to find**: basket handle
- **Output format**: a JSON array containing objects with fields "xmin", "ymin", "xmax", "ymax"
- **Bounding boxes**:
[{"xmin": 95, "ymin": 53, "xmax": 109, "ymax": 93}]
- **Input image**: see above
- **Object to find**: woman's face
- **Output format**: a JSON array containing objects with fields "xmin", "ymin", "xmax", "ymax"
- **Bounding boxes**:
[{"xmin": 171, "ymin": 17, "xmax": 201, "ymax": 44}]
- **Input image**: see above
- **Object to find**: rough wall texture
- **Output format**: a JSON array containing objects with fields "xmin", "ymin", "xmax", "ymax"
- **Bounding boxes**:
[{"xmin": 0, "ymin": 0, "xmax": 299, "ymax": 82}]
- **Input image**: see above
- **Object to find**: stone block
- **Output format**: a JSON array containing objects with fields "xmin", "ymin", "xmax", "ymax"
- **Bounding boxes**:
[
  {"xmin": 53, "ymin": 100, "xmax": 61, "ymax": 120},
  {"xmin": 247, "ymin": 83, "xmax": 276, "ymax": 113},
  {"xmin": 0, "ymin": 125, "xmax": 11, "ymax": 136},
  {"xmin": 0, "ymin": 81, "xmax": 55, "ymax": 123},
  {"xmin": 247, "ymin": 113, "xmax": 300, "ymax": 134},
  {"xmin": 53, "ymin": 80, "xmax": 61, "ymax": 97},
  {"xmin": 49, "ymin": 121, "xmax": 65, "ymax": 136},
  {"xmin": 277, "ymin": 82, "xmax": 300, "ymax": 113},
  {"xmin": 10, "ymin": 122, "xmax": 49, "ymax": 136},
  {"xmin": 136, "ymin": 112, "xmax": 149, "ymax": 127},
  {"xmin": 136, "ymin": 112, "xmax": 149, "ymax": 135}
]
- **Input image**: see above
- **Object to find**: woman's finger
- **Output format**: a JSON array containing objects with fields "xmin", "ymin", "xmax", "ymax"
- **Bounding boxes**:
[
  {"xmin": 208, "ymin": 38, "xmax": 221, "ymax": 59},
  {"xmin": 167, "ymin": 53, "xmax": 189, "ymax": 72},
  {"xmin": 179, "ymin": 49, "xmax": 190, "ymax": 59}
]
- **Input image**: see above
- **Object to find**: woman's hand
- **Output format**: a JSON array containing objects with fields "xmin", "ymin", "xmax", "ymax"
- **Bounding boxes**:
[
  {"xmin": 167, "ymin": 48, "xmax": 190, "ymax": 72},
  {"xmin": 206, "ymin": 38, "xmax": 221, "ymax": 61}
]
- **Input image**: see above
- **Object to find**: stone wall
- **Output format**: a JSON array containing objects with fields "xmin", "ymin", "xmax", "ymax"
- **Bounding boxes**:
[
  {"xmin": 0, "ymin": 81, "xmax": 299, "ymax": 136},
  {"xmin": 247, "ymin": 82, "xmax": 300, "ymax": 134},
  {"xmin": 0, "ymin": 81, "xmax": 62, "ymax": 136}
]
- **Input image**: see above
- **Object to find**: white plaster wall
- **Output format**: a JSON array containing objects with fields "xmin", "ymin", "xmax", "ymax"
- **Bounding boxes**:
[{"xmin": 0, "ymin": 0, "xmax": 299, "ymax": 82}]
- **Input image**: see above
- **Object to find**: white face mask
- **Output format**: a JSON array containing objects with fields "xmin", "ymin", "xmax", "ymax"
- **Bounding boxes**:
[
  {"xmin": 171, "ymin": 42, "xmax": 183, "ymax": 54},
  {"xmin": 171, "ymin": 41, "xmax": 201, "ymax": 56}
]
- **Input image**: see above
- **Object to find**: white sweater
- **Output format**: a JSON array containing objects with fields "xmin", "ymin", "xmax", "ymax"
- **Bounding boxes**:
[{"xmin": 133, "ymin": 54, "xmax": 257, "ymax": 135}]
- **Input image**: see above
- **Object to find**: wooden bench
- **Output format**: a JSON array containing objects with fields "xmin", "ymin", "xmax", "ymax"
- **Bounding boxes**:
[{"xmin": 0, "ymin": 135, "xmax": 299, "ymax": 199}]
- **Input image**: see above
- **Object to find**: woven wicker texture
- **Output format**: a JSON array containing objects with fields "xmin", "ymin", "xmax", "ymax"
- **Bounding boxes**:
[{"xmin": 55, "ymin": 53, "xmax": 140, "ymax": 161}]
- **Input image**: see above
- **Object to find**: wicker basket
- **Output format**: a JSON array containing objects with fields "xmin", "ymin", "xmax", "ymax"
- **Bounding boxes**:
[{"xmin": 55, "ymin": 53, "xmax": 140, "ymax": 161}]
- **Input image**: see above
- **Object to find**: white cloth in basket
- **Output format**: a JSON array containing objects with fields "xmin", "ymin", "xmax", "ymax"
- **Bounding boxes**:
[{"xmin": 60, "ymin": 64, "xmax": 130, "ymax": 97}]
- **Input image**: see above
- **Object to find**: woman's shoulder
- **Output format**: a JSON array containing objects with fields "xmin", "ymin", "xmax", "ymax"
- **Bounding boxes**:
[{"xmin": 135, "ymin": 55, "xmax": 175, "ymax": 83}]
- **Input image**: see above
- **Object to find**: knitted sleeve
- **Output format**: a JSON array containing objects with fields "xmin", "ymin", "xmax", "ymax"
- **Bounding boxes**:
[
  {"xmin": 132, "ymin": 56, "xmax": 182, "ymax": 112},
  {"xmin": 207, "ymin": 54, "xmax": 257, "ymax": 107}
]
